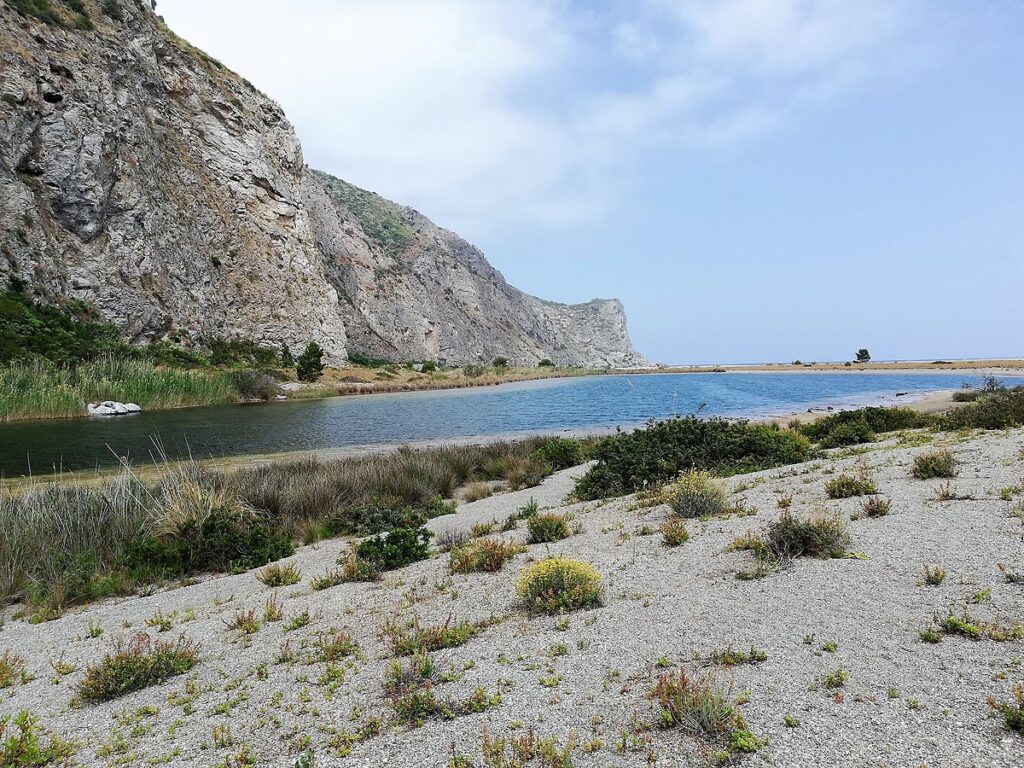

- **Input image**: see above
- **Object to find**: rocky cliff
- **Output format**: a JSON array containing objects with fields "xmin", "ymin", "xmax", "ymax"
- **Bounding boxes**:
[{"xmin": 0, "ymin": 0, "xmax": 646, "ymax": 368}]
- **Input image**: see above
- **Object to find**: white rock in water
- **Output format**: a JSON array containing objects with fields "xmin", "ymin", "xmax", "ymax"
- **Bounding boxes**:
[{"xmin": 88, "ymin": 401, "xmax": 142, "ymax": 417}]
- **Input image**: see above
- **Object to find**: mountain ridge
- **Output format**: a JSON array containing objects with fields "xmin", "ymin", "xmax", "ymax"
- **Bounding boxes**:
[{"xmin": 0, "ymin": 0, "xmax": 647, "ymax": 367}]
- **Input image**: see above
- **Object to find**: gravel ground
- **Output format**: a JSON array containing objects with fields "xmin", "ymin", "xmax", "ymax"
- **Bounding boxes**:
[{"xmin": 1, "ymin": 429, "xmax": 1022, "ymax": 767}]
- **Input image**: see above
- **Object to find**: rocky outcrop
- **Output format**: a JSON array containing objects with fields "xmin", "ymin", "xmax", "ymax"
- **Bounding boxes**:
[
  {"xmin": 0, "ymin": 0, "xmax": 645, "ymax": 368},
  {"xmin": 303, "ymin": 170, "xmax": 647, "ymax": 367}
]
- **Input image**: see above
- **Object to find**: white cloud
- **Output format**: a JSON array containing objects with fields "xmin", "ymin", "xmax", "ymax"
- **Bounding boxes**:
[{"xmin": 159, "ymin": 0, "xmax": 920, "ymax": 236}]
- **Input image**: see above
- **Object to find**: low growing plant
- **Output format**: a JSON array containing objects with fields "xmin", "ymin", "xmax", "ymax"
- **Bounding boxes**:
[
  {"xmin": 911, "ymin": 450, "xmax": 958, "ymax": 480},
  {"xmin": 825, "ymin": 473, "xmax": 877, "ymax": 499},
  {"xmin": 256, "ymin": 562, "xmax": 301, "ymax": 587},
  {"xmin": 516, "ymin": 558, "xmax": 604, "ymax": 615},
  {"xmin": 660, "ymin": 518, "xmax": 689, "ymax": 547},
  {"xmin": 356, "ymin": 527, "xmax": 432, "ymax": 571},
  {"xmin": 449, "ymin": 539, "xmax": 526, "ymax": 574},
  {"xmin": 76, "ymin": 633, "xmax": 200, "ymax": 703},
  {"xmin": 527, "ymin": 512, "xmax": 573, "ymax": 544},
  {"xmin": 0, "ymin": 710, "xmax": 75, "ymax": 767},
  {"xmin": 664, "ymin": 470, "xmax": 728, "ymax": 518}
]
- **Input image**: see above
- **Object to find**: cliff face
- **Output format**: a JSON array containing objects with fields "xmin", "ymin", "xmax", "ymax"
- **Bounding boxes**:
[
  {"xmin": 303, "ymin": 170, "xmax": 647, "ymax": 367},
  {"xmin": 0, "ymin": 0, "xmax": 646, "ymax": 368}
]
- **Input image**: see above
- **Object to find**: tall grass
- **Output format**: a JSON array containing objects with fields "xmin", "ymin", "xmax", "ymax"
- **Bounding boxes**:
[
  {"xmin": 0, "ymin": 358, "xmax": 239, "ymax": 421},
  {"xmin": 0, "ymin": 437, "xmax": 575, "ymax": 611}
]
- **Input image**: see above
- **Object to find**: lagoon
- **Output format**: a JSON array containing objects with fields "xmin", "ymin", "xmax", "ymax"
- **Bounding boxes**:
[{"xmin": 0, "ymin": 371, "xmax": 1010, "ymax": 475}]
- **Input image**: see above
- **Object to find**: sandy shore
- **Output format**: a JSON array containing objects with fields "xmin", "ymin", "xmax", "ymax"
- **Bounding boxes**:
[{"xmin": 2, "ymin": 421, "xmax": 1022, "ymax": 766}]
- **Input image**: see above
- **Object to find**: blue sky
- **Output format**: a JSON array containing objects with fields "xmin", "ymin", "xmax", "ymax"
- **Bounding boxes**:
[{"xmin": 161, "ymin": 1, "xmax": 1023, "ymax": 364}]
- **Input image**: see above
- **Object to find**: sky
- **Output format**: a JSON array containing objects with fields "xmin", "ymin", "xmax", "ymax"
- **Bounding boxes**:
[{"xmin": 159, "ymin": 0, "xmax": 1024, "ymax": 365}]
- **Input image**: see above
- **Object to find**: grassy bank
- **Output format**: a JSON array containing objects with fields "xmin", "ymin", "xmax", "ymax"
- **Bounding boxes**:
[
  {"xmin": 0, "ymin": 436, "xmax": 586, "ymax": 615},
  {"xmin": 0, "ymin": 358, "xmax": 239, "ymax": 421}
]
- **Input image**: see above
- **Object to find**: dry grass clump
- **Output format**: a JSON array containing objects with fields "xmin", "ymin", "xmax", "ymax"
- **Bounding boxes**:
[
  {"xmin": 660, "ymin": 518, "xmax": 690, "ymax": 547},
  {"xmin": 475, "ymin": 724, "xmax": 578, "ymax": 767},
  {"xmin": 652, "ymin": 667, "xmax": 745, "ymax": 742},
  {"xmin": 76, "ymin": 633, "xmax": 200, "ymax": 703},
  {"xmin": 663, "ymin": 470, "xmax": 728, "ymax": 518},
  {"xmin": 461, "ymin": 482, "xmax": 495, "ymax": 503},
  {"xmin": 449, "ymin": 539, "xmax": 526, "ymax": 574},
  {"xmin": 922, "ymin": 564, "xmax": 947, "ymax": 586},
  {"xmin": 516, "ymin": 558, "xmax": 604, "ymax": 615},
  {"xmin": 911, "ymin": 450, "xmax": 958, "ymax": 479},
  {"xmin": 526, "ymin": 512, "xmax": 573, "ymax": 544},
  {"xmin": 824, "ymin": 472, "xmax": 877, "ymax": 499},
  {"xmin": 256, "ymin": 562, "xmax": 301, "ymax": 587}
]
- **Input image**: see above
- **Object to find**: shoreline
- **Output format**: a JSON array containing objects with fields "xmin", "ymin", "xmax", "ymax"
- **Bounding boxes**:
[{"xmin": 1, "ymin": 389, "xmax": 965, "ymax": 490}]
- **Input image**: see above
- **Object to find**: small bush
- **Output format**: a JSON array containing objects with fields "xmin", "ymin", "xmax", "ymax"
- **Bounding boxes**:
[
  {"xmin": 861, "ymin": 496, "xmax": 891, "ymax": 517},
  {"xmin": 527, "ymin": 512, "xmax": 573, "ymax": 544},
  {"xmin": 661, "ymin": 518, "xmax": 689, "ymax": 547},
  {"xmin": 653, "ymin": 667, "xmax": 739, "ymax": 739},
  {"xmin": 911, "ymin": 450, "xmax": 957, "ymax": 479},
  {"xmin": 516, "ymin": 558, "xmax": 603, "ymax": 615},
  {"xmin": 759, "ymin": 511, "xmax": 850, "ymax": 562},
  {"xmin": 575, "ymin": 417, "xmax": 811, "ymax": 499},
  {"xmin": 384, "ymin": 617, "xmax": 482, "ymax": 656},
  {"xmin": 0, "ymin": 710, "xmax": 75, "ymax": 767},
  {"xmin": 256, "ymin": 562, "xmax": 301, "ymax": 587},
  {"xmin": 665, "ymin": 470, "xmax": 728, "ymax": 518},
  {"xmin": 991, "ymin": 684, "xmax": 1024, "ymax": 734},
  {"xmin": 356, "ymin": 527, "xmax": 431, "ymax": 571},
  {"xmin": 952, "ymin": 389, "xmax": 981, "ymax": 403},
  {"xmin": 449, "ymin": 540, "xmax": 526, "ymax": 574},
  {"xmin": 0, "ymin": 650, "xmax": 27, "ymax": 689},
  {"xmin": 707, "ymin": 646, "xmax": 767, "ymax": 667},
  {"xmin": 922, "ymin": 564, "xmax": 947, "ymax": 585},
  {"xmin": 824, "ymin": 473, "xmax": 877, "ymax": 499},
  {"xmin": 76, "ymin": 633, "xmax": 199, "ymax": 703},
  {"xmin": 230, "ymin": 370, "xmax": 280, "ymax": 400}
]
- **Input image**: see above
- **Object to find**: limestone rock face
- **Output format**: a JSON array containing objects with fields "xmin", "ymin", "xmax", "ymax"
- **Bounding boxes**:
[
  {"xmin": 304, "ymin": 170, "xmax": 648, "ymax": 367},
  {"xmin": 0, "ymin": 1, "xmax": 347, "ymax": 360},
  {"xmin": 0, "ymin": 2, "xmax": 646, "ymax": 368}
]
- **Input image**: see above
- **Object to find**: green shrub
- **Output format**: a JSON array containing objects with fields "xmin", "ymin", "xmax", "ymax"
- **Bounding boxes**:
[
  {"xmin": 575, "ymin": 417, "xmax": 811, "ymax": 499},
  {"xmin": 355, "ymin": 527, "xmax": 431, "ymax": 571},
  {"xmin": 992, "ymin": 684, "xmax": 1024, "ymax": 734},
  {"xmin": 76, "ymin": 633, "xmax": 199, "ymax": 703},
  {"xmin": 527, "ymin": 512, "xmax": 573, "ymax": 543},
  {"xmin": 758, "ymin": 511, "xmax": 850, "ymax": 561},
  {"xmin": 861, "ymin": 496, "xmax": 891, "ymax": 517},
  {"xmin": 0, "ymin": 289, "xmax": 121, "ymax": 365},
  {"xmin": 939, "ymin": 387, "xmax": 1024, "ymax": 430},
  {"xmin": 296, "ymin": 342, "xmax": 325, "ymax": 382},
  {"xmin": 664, "ymin": 470, "xmax": 728, "ymax": 518},
  {"xmin": 0, "ymin": 710, "xmax": 75, "ymax": 767},
  {"xmin": 449, "ymin": 539, "xmax": 526, "ymax": 573},
  {"xmin": 824, "ymin": 473, "xmax": 877, "ymax": 499},
  {"xmin": 516, "ymin": 558, "xmax": 603, "ymax": 615},
  {"xmin": 911, "ymin": 450, "xmax": 957, "ymax": 479},
  {"xmin": 537, "ymin": 358, "xmax": 555, "ymax": 368},
  {"xmin": 492, "ymin": 357, "xmax": 508, "ymax": 369},
  {"xmin": 952, "ymin": 389, "xmax": 980, "ymax": 403},
  {"xmin": 800, "ymin": 407, "xmax": 928, "ymax": 447},
  {"xmin": 530, "ymin": 437, "xmax": 582, "ymax": 470},
  {"xmin": 229, "ymin": 369, "xmax": 280, "ymax": 400},
  {"xmin": 384, "ymin": 617, "xmax": 481, "ymax": 656},
  {"xmin": 0, "ymin": 650, "xmax": 27, "ymax": 689}
]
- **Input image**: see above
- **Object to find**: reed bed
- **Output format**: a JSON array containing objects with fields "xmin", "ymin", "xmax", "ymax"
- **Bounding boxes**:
[
  {"xmin": 0, "ymin": 436, "xmax": 579, "ymax": 612},
  {"xmin": 0, "ymin": 358, "xmax": 239, "ymax": 421}
]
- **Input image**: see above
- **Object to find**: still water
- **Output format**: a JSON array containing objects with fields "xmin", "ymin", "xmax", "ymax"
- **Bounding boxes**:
[{"xmin": 0, "ymin": 372, "xmax": 1010, "ymax": 475}]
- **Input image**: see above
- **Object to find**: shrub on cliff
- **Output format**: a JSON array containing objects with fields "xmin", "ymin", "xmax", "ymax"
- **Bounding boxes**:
[{"xmin": 574, "ymin": 417, "xmax": 811, "ymax": 499}]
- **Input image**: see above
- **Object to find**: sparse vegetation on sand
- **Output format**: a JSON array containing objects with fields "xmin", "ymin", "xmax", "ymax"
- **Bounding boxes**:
[
  {"xmin": 663, "ymin": 470, "xmax": 729, "ymax": 518},
  {"xmin": 798, "ymin": 406, "xmax": 927, "ymax": 448},
  {"xmin": 735, "ymin": 510, "xmax": 850, "ymax": 578},
  {"xmin": 0, "ymin": 710, "xmax": 75, "ymax": 767},
  {"xmin": 449, "ymin": 539, "xmax": 526, "ymax": 574},
  {"xmin": 575, "ymin": 417, "xmax": 811, "ymax": 499},
  {"xmin": 824, "ymin": 472, "xmax": 878, "ymax": 499}
]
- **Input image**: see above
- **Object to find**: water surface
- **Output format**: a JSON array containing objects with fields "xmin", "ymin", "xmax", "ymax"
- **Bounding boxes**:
[{"xmin": 0, "ymin": 372, "xmax": 1011, "ymax": 475}]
